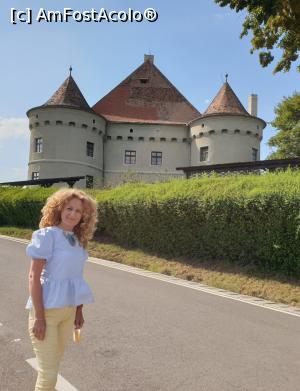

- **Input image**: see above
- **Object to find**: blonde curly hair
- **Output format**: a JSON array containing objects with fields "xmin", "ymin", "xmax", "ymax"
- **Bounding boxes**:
[{"xmin": 39, "ymin": 188, "xmax": 98, "ymax": 248}]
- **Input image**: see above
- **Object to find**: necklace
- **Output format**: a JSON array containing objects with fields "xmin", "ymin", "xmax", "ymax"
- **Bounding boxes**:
[{"xmin": 62, "ymin": 231, "xmax": 77, "ymax": 246}]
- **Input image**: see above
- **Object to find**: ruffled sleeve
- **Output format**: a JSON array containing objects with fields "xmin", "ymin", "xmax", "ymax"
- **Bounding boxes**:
[{"xmin": 26, "ymin": 228, "xmax": 54, "ymax": 261}]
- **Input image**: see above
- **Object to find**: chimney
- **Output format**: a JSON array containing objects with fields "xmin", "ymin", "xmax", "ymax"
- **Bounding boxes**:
[
  {"xmin": 248, "ymin": 94, "xmax": 258, "ymax": 116},
  {"xmin": 144, "ymin": 54, "xmax": 154, "ymax": 64}
]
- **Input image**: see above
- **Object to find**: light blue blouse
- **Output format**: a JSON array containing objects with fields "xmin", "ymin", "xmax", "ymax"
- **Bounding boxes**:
[{"xmin": 25, "ymin": 226, "xmax": 94, "ymax": 309}]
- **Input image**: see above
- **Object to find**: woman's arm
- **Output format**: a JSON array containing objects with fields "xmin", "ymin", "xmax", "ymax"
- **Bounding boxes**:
[
  {"xmin": 29, "ymin": 259, "xmax": 46, "ymax": 318},
  {"xmin": 28, "ymin": 259, "xmax": 46, "ymax": 340}
]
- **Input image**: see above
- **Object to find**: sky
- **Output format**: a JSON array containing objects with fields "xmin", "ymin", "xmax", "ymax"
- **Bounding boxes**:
[{"xmin": 0, "ymin": 0, "xmax": 299, "ymax": 182}]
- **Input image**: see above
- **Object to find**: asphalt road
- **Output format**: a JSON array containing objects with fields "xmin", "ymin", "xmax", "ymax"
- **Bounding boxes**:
[{"xmin": 0, "ymin": 236, "xmax": 300, "ymax": 391}]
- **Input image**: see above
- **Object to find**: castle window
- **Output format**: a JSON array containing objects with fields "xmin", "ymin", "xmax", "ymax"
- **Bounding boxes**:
[
  {"xmin": 255, "ymin": 133, "xmax": 259, "ymax": 138},
  {"xmin": 149, "ymin": 137, "xmax": 155, "ymax": 141},
  {"xmin": 151, "ymin": 151, "xmax": 162, "ymax": 165},
  {"xmin": 69, "ymin": 122, "xmax": 75, "ymax": 127},
  {"xmin": 257, "ymin": 125, "xmax": 259, "ymax": 130},
  {"xmin": 29, "ymin": 124, "xmax": 33, "ymax": 130},
  {"xmin": 82, "ymin": 124, "xmax": 88, "ymax": 129},
  {"xmin": 128, "ymin": 136, "xmax": 133, "ymax": 141},
  {"xmin": 106, "ymin": 135, "xmax": 111, "ymax": 140},
  {"xmin": 93, "ymin": 119, "xmax": 96, "ymax": 124},
  {"xmin": 221, "ymin": 129, "xmax": 228, "ymax": 133},
  {"xmin": 124, "ymin": 150, "xmax": 136, "ymax": 164},
  {"xmin": 246, "ymin": 130, "xmax": 252, "ymax": 135},
  {"xmin": 35, "ymin": 115, "xmax": 39, "ymax": 119},
  {"xmin": 200, "ymin": 146, "xmax": 209, "ymax": 162},
  {"xmin": 35, "ymin": 122, "xmax": 40, "ymax": 127},
  {"xmin": 234, "ymin": 129, "xmax": 240, "ymax": 134},
  {"xmin": 171, "ymin": 138, "xmax": 177, "ymax": 142},
  {"xmin": 117, "ymin": 136, "xmax": 123, "ymax": 140},
  {"xmin": 201, "ymin": 123, "xmax": 204, "ymax": 128},
  {"xmin": 160, "ymin": 137, "xmax": 166, "ymax": 142},
  {"xmin": 193, "ymin": 135, "xmax": 197, "ymax": 139},
  {"xmin": 139, "ymin": 137, "xmax": 144, "ymax": 141},
  {"xmin": 86, "ymin": 141, "xmax": 94, "ymax": 157},
  {"xmin": 32, "ymin": 171, "xmax": 39, "ymax": 180},
  {"xmin": 86, "ymin": 175, "xmax": 94, "ymax": 189},
  {"xmin": 34, "ymin": 137, "xmax": 43, "ymax": 153},
  {"xmin": 92, "ymin": 127, "xmax": 97, "ymax": 131},
  {"xmin": 44, "ymin": 120, "xmax": 50, "ymax": 125},
  {"xmin": 130, "ymin": 128, "xmax": 133, "ymax": 133},
  {"xmin": 199, "ymin": 132, "xmax": 203, "ymax": 137},
  {"xmin": 56, "ymin": 120, "xmax": 62, "ymax": 125},
  {"xmin": 252, "ymin": 148, "xmax": 258, "ymax": 161},
  {"xmin": 209, "ymin": 130, "xmax": 215, "ymax": 134},
  {"xmin": 182, "ymin": 138, "xmax": 187, "ymax": 142}
]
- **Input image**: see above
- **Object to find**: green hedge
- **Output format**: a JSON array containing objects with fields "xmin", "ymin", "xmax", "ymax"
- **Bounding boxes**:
[
  {"xmin": 1, "ymin": 169, "xmax": 300, "ymax": 277},
  {"xmin": 96, "ymin": 170, "xmax": 300, "ymax": 277}
]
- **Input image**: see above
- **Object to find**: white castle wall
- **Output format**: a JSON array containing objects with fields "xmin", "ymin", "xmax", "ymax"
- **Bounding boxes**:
[
  {"xmin": 27, "ymin": 106, "xmax": 106, "ymax": 188},
  {"xmin": 103, "ymin": 122, "xmax": 189, "ymax": 186},
  {"xmin": 190, "ymin": 115, "xmax": 264, "ymax": 165}
]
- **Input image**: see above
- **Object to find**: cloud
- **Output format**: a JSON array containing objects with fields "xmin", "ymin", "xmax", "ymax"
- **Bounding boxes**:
[{"xmin": 0, "ymin": 117, "xmax": 28, "ymax": 141}]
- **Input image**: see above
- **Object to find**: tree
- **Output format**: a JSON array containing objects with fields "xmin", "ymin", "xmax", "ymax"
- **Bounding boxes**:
[
  {"xmin": 214, "ymin": 0, "xmax": 300, "ymax": 73},
  {"xmin": 267, "ymin": 92, "xmax": 300, "ymax": 158}
]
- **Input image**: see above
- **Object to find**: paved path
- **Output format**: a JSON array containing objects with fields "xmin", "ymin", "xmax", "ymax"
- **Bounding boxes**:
[{"xmin": 0, "ymin": 236, "xmax": 300, "ymax": 391}]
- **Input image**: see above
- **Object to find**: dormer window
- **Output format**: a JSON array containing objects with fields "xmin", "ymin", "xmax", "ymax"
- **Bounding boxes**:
[{"xmin": 139, "ymin": 77, "xmax": 149, "ymax": 84}]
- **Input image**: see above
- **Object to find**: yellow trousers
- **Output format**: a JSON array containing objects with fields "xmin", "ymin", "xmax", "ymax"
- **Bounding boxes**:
[{"xmin": 28, "ymin": 306, "xmax": 77, "ymax": 391}]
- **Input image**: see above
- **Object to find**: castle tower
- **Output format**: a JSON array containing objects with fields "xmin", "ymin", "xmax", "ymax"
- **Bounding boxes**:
[
  {"xmin": 27, "ymin": 69, "xmax": 106, "ymax": 188},
  {"xmin": 189, "ymin": 79, "xmax": 266, "ymax": 165}
]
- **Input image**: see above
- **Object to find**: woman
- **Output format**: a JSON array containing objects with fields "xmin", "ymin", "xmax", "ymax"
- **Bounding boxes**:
[{"xmin": 26, "ymin": 188, "xmax": 97, "ymax": 391}]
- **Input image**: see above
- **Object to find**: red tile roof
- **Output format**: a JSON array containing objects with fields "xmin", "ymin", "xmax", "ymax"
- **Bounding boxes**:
[
  {"xmin": 92, "ymin": 59, "xmax": 200, "ymax": 125},
  {"xmin": 203, "ymin": 82, "xmax": 249, "ymax": 117},
  {"xmin": 44, "ymin": 76, "xmax": 90, "ymax": 110}
]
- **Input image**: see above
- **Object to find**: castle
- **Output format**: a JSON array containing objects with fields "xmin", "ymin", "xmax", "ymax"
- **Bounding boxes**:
[{"xmin": 27, "ymin": 55, "xmax": 266, "ymax": 188}]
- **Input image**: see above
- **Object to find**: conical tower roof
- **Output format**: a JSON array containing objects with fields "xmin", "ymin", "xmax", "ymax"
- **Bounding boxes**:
[
  {"xmin": 203, "ymin": 81, "xmax": 249, "ymax": 117},
  {"xmin": 93, "ymin": 56, "xmax": 200, "ymax": 124},
  {"xmin": 44, "ymin": 72, "xmax": 90, "ymax": 110}
]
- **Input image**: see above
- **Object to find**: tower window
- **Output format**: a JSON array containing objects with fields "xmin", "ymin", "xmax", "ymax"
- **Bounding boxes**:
[
  {"xmin": 252, "ymin": 148, "xmax": 258, "ymax": 161},
  {"xmin": 234, "ymin": 129, "xmax": 240, "ymax": 134},
  {"xmin": 106, "ymin": 135, "xmax": 111, "ymax": 140},
  {"xmin": 209, "ymin": 130, "xmax": 215, "ymax": 134},
  {"xmin": 149, "ymin": 137, "xmax": 155, "ymax": 141},
  {"xmin": 32, "ymin": 172, "xmax": 39, "ymax": 180},
  {"xmin": 151, "ymin": 151, "xmax": 162, "ymax": 165},
  {"xmin": 171, "ymin": 138, "xmax": 177, "ymax": 142},
  {"xmin": 139, "ymin": 137, "xmax": 144, "ymax": 141},
  {"xmin": 86, "ymin": 141, "xmax": 94, "ymax": 157},
  {"xmin": 56, "ymin": 120, "xmax": 63, "ymax": 125},
  {"xmin": 69, "ymin": 122, "xmax": 75, "ymax": 127},
  {"xmin": 34, "ymin": 137, "xmax": 43, "ymax": 153},
  {"xmin": 182, "ymin": 138, "xmax": 187, "ymax": 142},
  {"xmin": 200, "ymin": 146, "xmax": 209, "ymax": 162},
  {"xmin": 246, "ymin": 130, "xmax": 252, "ymax": 135},
  {"xmin": 93, "ymin": 119, "xmax": 96, "ymax": 124},
  {"xmin": 82, "ymin": 124, "xmax": 88, "ymax": 129},
  {"xmin": 128, "ymin": 136, "xmax": 133, "ymax": 141},
  {"xmin": 160, "ymin": 137, "xmax": 166, "ymax": 142},
  {"xmin": 86, "ymin": 175, "xmax": 94, "ymax": 189},
  {"xmin": 35, "ymin": 122, "xmax": 40, "ymax": 127},
  {"xmin": 117, "ymin": 136, "xmax": 123, "ymax": 140},
  {"xmin": 130, "ymin": 128, "xmax": 133, "ymax": 133},
  {"xmin": 221, "ymin": 129, "xmax": 228, "ymax": 133},
  {"xmin": 124, "ymin": 150, "xmax": 136, "ymax": 164},
  {"xmin": 44, "ymin": 120, "xmax": 50, "ymax": 126}
]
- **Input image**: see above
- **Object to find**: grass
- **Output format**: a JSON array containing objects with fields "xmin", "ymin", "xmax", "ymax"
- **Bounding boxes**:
[{"xmin": 1, "ymin": 226, "xmax": 300, "ymax": 308}]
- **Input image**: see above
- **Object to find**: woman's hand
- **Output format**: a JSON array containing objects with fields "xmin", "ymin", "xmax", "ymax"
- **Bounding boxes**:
[
  {"xmin": 32, "ymin": 319, "xmax": 46, "ymax": 340},
  {"xmin": 74, "ymin": 307, "xmax": 84, "ymax": 329}
]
